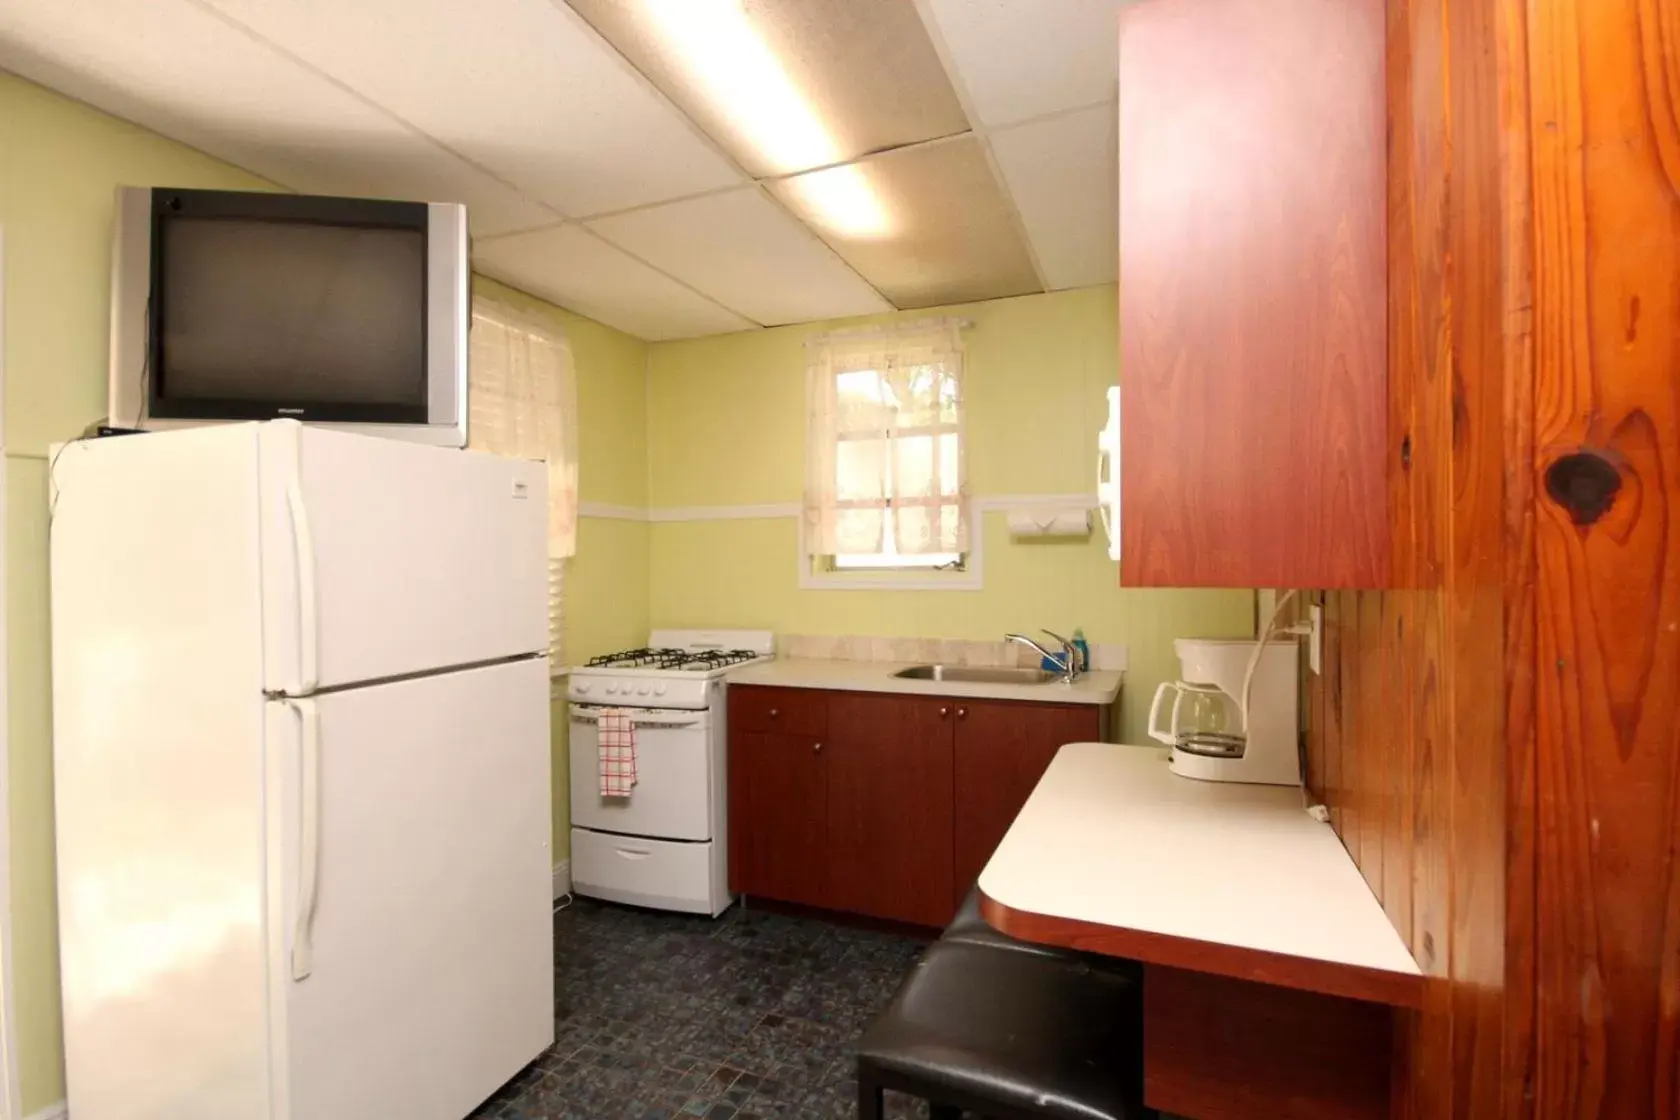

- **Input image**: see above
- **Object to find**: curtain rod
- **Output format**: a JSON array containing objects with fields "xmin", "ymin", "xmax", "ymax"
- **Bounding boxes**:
[{"xmin": 807, "ymin": 317, "xmax": 973, "ymax": 345}]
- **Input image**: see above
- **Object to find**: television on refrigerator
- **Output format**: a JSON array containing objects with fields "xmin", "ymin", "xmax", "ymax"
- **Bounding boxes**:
[{"xmin": 108, "ymin": 185, "xmax": 470, "ymax": 447}]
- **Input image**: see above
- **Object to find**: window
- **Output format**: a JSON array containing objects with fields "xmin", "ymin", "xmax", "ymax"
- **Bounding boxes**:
[
  {"xmin": 467, "ymin": 295, "xmax": 578, "ymax": 667},
  {"xmin": 803, "ymin": 320, "xmax": 969, "ymax": 575}
]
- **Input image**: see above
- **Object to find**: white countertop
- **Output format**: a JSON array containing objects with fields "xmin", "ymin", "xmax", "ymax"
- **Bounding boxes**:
[
  {"xmin": 726, "ymin": 657, "xmax": 1123, "ymax": 705},
  {"xmin": 980, "ymin": 743, "xmax": 1420, "ymax": 981}
]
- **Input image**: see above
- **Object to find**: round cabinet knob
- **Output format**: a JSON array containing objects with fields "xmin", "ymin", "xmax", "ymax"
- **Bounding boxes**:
[
  {"xmin": 769, "ymin": 708, "xmax": 779, "ymax": 718},
  {"xmin": 957, "ymin": 707, "xmax": 967, "ymax": 719},
  {"xmin": 939, "ymin": 707, "xmax": 949, "ymax": 718},
  {"xmin": 813, "ymin": 742, "xmax": 823, "ymax": 754}
]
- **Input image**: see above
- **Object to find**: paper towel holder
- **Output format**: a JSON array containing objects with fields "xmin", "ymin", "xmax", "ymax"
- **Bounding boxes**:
[{"xmin": 1006, "ymin": 506, "xmax": 1093, "ymax": 540}]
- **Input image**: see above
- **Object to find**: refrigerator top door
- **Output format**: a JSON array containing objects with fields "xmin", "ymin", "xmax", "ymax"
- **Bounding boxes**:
[{"xmin": 259, "ymin": 421, "xmax": 548, "ymax": 694}]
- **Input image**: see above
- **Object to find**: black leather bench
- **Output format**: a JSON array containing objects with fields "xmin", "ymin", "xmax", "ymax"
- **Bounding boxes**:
[{"xmin": 856, "ymin": 893, "xmax": 1147, "ymax": 1120}]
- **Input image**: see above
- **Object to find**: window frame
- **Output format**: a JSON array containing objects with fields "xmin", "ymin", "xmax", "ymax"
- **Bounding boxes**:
[{"xmin": 797, "ymin": 495, "xmax": 983, "ymax": 591}]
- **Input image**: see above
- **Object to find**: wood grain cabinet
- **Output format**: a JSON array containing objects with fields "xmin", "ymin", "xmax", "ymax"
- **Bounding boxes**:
[
  {"xmin": 728, "ymin": 728, "xmax": 828, "ymax": 908},
  {"xmin": 1116, "ymin": 0, "xmax": 1389, "ymax": 588},
  {"xmin": 952, "ymin": 700, "xmax": 1101, "ymax": 904},
  {"xmin": 728, "ymin": 685, "xmax": 1108, "ymax": 927},
  {"xmin": 727, "ymin": 686, "xmax": 829, "ymax": 908},
  {"xmin": 825, "ymin": 693, "xmax": 955, "ymax": 927}
]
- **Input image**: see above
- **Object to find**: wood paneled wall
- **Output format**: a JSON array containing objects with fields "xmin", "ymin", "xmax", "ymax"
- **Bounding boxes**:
[
  {"xmin": 1307, "ymin": 0, "xmax": 1680, "ymax": 1116},
  {"xmin": 1525, "ymin": 0, "xmax": 1680, "ymax": 1112}
]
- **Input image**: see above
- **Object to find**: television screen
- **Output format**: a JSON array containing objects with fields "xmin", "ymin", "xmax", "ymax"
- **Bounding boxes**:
[{"xmin": 156, "ymin": 216, "xmax": 427, "ymax": 410}]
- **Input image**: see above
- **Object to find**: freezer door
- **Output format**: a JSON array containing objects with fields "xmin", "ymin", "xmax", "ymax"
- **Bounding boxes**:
[
  {"xmin": 264, "ymin": 659, "xmax": 553, "ymax": 1120},
  {"xmin": 259, "ymin": 421, "xmax": 548, "ymax": 694}
]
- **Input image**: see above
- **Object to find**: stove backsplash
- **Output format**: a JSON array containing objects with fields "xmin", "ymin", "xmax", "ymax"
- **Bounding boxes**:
[{"xmin": 778, "ymin": 634, "xmax": 1128, "ymax": 672}]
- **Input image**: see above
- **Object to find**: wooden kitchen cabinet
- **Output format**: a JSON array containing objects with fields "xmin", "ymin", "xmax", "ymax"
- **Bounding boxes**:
[
  {"xmin": 728, "ymin": 684, "xmax": 1110, "ymax": 928},
  {"xmin": 728, "ymin": 729, "xmax": 828, "ymax": 908},
  {"xmin": 1116, "ymin": 0, "xmax": 1388, "ymax": 588},
  {"xmin": 825, "ymin": 693, "xmax": 956, "ymax": 927},
  {"xmin": 951, "ymin": 699, "xmax": 1101, "ymax": 904}
]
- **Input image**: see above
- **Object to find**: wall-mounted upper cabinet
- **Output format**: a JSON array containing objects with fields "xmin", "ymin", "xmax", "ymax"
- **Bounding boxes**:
[{"xmin": 1115, "ymin": 0, "xmax": 1388, "ymax": 589}]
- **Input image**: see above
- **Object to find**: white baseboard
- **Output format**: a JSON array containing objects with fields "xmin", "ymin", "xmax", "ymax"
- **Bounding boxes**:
[
  {"xmin": 552, "ymin": 859, "xmax": 571, "ymax": 901},
  {"xmin": 24, "ymin": 1101, "xmax": 66, "ymax": 1120}
]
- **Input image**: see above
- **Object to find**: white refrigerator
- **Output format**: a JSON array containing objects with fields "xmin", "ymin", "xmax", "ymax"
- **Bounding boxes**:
[{"xmin": 49, "ymin": 420, "xmax": 555, "ymax": 1120}]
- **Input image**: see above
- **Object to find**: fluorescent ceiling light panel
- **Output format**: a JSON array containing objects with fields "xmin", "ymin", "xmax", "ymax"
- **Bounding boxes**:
[
  {"xmin": 781, "ymin": 165, "xmax": 892, "ymax": 240},
  {"xmin": 643, "ymin": 0, "xmax": 892, "ymax": 236}
]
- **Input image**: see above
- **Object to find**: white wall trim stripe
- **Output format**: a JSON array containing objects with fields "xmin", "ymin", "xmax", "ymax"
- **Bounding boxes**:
[
  {"xmin": 552, "ymin": 859, "xmax": 572, "ymax": 902},
  {"xmin": 579, "ymin": 494, "xmax": 1097, "ymax": 524},
  {"xmin": 648, "ymin": 503, "xmax": 801, "ymax": 522},
  {"xmin": 577, "ymin": 502, "xmax": 651, "ymax": 521},
  {"xmin": 975, "ymin": 493, "xmax": 1099, "ymax": 512},
  {"xmin": 23, "ymin": 1102, "xmax": 65, "ymax": 1120}
]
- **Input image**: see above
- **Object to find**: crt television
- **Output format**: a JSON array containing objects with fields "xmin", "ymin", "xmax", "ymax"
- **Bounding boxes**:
[{"xmin": 108, "ymin": 186, "xmax": 469, "ymax": 447}]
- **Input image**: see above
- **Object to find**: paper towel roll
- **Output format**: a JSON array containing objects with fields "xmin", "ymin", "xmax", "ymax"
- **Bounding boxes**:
[{"xmin": 1006, "ymin": 508, "xmax": 1092, "ymax": 538}]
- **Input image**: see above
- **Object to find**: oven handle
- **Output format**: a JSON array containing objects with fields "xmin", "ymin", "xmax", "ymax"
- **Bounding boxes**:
[{"xmin": 570, "ymin": 710, "xmax": 703, "ymax": 729}]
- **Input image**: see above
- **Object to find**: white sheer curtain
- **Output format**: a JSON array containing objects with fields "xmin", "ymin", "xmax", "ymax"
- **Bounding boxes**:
[
  {"xmin": 804, "ymin": 320, "xmax": 969, "ymax": 556},
  {"xmin": 468, "ymin": 295, "xmax": 579, "ymax": 664}
]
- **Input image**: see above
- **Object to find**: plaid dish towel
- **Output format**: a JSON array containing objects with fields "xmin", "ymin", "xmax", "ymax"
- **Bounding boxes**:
[{"xmin": 597, "ymin": 708, "xmax": 638, "ymax": 798}]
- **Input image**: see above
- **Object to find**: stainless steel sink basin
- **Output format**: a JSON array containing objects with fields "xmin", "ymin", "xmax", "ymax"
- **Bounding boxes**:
[{"xmin": 892, "ymin": 664, "xmax": 1058, "ymax": 685}]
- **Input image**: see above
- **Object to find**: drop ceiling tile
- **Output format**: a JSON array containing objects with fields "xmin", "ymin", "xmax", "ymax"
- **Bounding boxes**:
[
  {"xmin": 0, "ymin": 0, "xmax": 552, "ymax": 235},
  {"xmin": 568, "ymin": 0, "xmax": 969, "ymax": 178},
  {"xmin": 770, "ymin": 137, "xmax": 1042, "ymax": 309},
  {"xmin": 198, "ymin": 0, "xmax": 745, "ymax": 217},
  {"xmin": 588, "ymin": 188, "xmax": 890, "ymax": 326},
  {"xmin": 990, "ymin": 103, "xmax": 1117, "ymax": 289},
  {"xmin": 921, "ymin": 0, "xmax": 1126, "ymax": 126},
  {"xmin": 474, "ymin": 225, "xmax": 756, "ymax": 341}
]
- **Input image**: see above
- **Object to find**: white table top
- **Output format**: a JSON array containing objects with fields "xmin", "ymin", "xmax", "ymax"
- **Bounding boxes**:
[
  {"xmin": 980, "ymin": 743, "xmax": 1420, "ymax": 986},
  {"xmin": 726, "ymin": 658, "xmax": 1123, "ymax": 706}
]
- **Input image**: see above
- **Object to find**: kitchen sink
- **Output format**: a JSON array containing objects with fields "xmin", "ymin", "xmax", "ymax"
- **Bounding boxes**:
[{"xmin": 892, "ymin": 664, "xmax": 1059, "ymax": 685}]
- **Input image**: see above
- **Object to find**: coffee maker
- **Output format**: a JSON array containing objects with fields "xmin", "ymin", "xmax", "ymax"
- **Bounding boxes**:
[{"xmin": 1148, "ymin": 637, "xmax": 1300, "ymax": 785}]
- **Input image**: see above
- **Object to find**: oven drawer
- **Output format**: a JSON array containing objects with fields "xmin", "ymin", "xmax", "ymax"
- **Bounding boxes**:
[
  {"xmin": 571, "ymin": 829, "xmax": 716, "ymax": 914},
  {"xmin": 730, "ymin": 685, "xmax": 826, "ymax": 737},
  {"xmin": 569, "ymin": 711, "xmax": 714, "ymax": 841}
]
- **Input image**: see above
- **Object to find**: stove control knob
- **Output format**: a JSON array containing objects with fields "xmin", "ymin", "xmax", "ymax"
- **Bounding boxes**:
[
  {"xmin": 575, "ymin": 682, "xmax": 591, "ymax": 695},
  {"xmin": 637, "ymin": 684, "xmax": 651, "ymax": 695},
  {"xmin": 605, "ymin": 683, "xmax": 619, "ymax": 695},
  {"xmin": 654, "ymin": 683, "xmax": 668, "ymax": 696}
]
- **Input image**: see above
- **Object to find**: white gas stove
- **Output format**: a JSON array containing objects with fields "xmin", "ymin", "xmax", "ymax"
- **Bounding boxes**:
[
  {"xmin": 566, "ymin": 629, "xmax": 774, "ymax": 710},
  {"xmin": 565, "ymin": 630, "xmax": 773, "ymax": 916}
]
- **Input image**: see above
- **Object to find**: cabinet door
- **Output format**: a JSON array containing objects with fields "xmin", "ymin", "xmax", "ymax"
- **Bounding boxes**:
[
  {"xmin": 1117, "ymin": 0, "xmax": 1387, "ymax": 588},
  {"xmin": 952, "ymin": 701, "xmax": 1101, "ymax": 902},
  {"xmin": 728, "ymin": 730, "xmax": 828, "ymax": 907},
  {"xmin": 825, "ymin": 693, "xmax": 956, "ymax": 927}
]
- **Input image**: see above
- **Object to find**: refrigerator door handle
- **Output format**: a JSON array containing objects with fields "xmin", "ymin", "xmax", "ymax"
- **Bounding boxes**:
[
  {"xmin": 287, "ymin": 697, "xmax": 323, "ymax": 981},
  {"xmin": 285, "ymin": 471, "xmax": 320, "ymax": 695}
]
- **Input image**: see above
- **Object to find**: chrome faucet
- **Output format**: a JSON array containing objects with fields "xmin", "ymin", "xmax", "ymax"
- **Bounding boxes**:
[{"xmin": 1004, "ymin": 630, "xmax": 1081, "ymax": 683}]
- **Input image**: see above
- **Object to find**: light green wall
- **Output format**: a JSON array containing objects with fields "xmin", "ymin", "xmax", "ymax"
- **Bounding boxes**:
[
  {"xmin": 467, "ymin": 278, "xmax": 651, "ymax": 872},
  {"xmin": 0, "ymin": 73, "xmax": 648, "ymax": 1113},
  {"xmin": 645, "ymin": 288, "xmax": 1256, "ymax": 744},
  {"xmin": 468, "ymin": 281, "xmax": 654, "ymax": 871}
]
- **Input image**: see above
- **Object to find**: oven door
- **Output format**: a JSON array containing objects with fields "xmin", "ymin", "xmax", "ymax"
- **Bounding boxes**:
[{"xmin": 569, "ymin": 706, "xmax": 714, "ymax": 841}]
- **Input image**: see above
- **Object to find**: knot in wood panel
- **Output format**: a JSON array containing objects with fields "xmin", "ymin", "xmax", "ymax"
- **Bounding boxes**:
[{"xmin": 1543, "ymin": 451, "xmax": 1622, "ymax": 526}]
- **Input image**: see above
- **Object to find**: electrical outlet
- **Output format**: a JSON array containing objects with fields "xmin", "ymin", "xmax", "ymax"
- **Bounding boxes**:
[{"xmin": 1309, "ymin": 604, "xmax": 1324, "ymax": 674}]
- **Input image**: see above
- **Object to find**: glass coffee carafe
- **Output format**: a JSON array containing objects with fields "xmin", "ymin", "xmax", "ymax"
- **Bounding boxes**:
[{"xmin": 1147, "ymin": 680, "xmax": 1247, "ymax": 758}]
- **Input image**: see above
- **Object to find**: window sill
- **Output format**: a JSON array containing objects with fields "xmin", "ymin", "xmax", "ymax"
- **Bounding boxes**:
[{"xmin": 796, "ymin": 501, "xmax": 983, "ymax": 591}]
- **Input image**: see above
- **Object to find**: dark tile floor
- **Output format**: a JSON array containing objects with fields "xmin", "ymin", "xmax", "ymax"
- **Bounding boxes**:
[{"xmin": 469, "ymin": 896, "xmax": 935, "ymax": 1120}]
